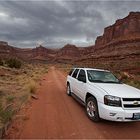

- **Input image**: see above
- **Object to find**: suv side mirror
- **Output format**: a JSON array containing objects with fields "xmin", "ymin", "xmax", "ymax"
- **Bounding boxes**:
[{"xmin": 78, "ymin": 76, "xmax": 86, "ymax": 83}]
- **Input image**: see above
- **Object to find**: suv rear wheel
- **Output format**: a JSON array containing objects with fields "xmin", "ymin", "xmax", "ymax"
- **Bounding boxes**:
[
  {"xmin": 86, "ymin": 97, "xmax": 100, "ymax": 122},
  {"xmin": 67, "ymin": 84, "xmax": 71, "ymax": 96}
]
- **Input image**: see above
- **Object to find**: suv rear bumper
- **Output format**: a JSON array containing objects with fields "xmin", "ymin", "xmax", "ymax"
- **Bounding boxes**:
[{"xmin": 98, "ymin": 102, "xmax": 140, "ymax": 122}]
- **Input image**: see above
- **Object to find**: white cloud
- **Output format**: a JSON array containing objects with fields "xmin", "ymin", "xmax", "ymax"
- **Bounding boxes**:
[{"xmin": 0, "ymin": 12, "xmax": 9, "ymax": 18}]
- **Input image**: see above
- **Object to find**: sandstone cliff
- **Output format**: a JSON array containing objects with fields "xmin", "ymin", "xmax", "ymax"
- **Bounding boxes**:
[
  {"xmin": 0, "ymin": 41, "xmax": 17, "ymax": 58},
  {"xmin": 95, "ymin": 12, "xmax": 140, "ymax": 49}
]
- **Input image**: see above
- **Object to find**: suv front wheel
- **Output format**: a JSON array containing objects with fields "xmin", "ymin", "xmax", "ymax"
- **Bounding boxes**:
[{"xmin": 86, "ymin": 97, "xmax": 100, "ymax": 122}]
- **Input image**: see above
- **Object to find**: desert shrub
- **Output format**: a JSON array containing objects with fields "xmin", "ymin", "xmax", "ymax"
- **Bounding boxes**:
[
  {"xmin": 6, "ymin": 95, "xmax": 15, "ymax": 103},
  {"xmin": 136, "ymin": 62, "xmax": 140, "ymax": 66},
  {"xmin": 124, "ymin": 79, "xmax": 140, "ymax": 89},
  {"xmin": 0, "ymin": 90, "xmax": 5, "ymax": 97},
  {"xmin": 6, "ymin": 58, "xmax": 22, "ymax": 69},
  {"xmin": 0, "ymin": 104, "xmax": 14, "ymax": 124},
  {"xmin": 29, "ymin": 80, "xmax": 36, "ymax": 94},
  {"xmin": 19, "ymin": 94, "xmax": 29, "ymax": 104},
  {"xmin": 0, "ymin": 58, "xmax": 3, "ymax": 66},
  {"xmin": 0, "ymin": 104, "xmax": 3, "ymax": 115}
]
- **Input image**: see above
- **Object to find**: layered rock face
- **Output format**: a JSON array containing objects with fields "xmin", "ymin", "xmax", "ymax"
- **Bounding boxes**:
[
  {"xmin": 0, "ymin": 44, "xmax": 56, "ymax": 62},
  {"xmin": 56, "ymin": 44, "xmax": 80, "ymax": 58},
  {"xmin": 15, "ymin": 48, "xmax": 32, "ymax": 60},
  {"xmin": 31, "ymin": 45, "xmax": 57, "ymax": 62},
  {"xmin": 54, "ymin": 44, "xmax": 81, "ymax": 63},
  {"xmin": 95, "ymin": 12, "xmax": 140, "ymax": 48},
  {"xmin": 0, "ymin": 42, "xmax": 17, "ymax": 58},
  {"xmin": 32, "ymin": 45, "xmax": 48, "ymax": 58}
]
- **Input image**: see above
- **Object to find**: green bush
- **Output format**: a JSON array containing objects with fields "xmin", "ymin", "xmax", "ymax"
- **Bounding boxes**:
[{"xmin": 6, "ymin": 58, "xmax": 22, "ymax": 69}]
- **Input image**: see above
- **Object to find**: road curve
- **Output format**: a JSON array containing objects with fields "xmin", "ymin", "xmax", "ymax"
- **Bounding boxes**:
[{"xmin": 7, "ymin": 66, "xmax": 140, "ymax": 139}]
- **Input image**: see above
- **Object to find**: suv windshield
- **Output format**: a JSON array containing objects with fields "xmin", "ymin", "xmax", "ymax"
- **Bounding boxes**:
[{"xmin": 87, "ymin": 70, "xmax": 120, "ymax": 83}]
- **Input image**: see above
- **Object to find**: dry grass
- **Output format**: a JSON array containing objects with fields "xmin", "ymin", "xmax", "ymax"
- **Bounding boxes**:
[
  {"xmin": 0, "ymin": 63, "xmax": 48, "ymax": 126},
  {"xmin": 0, "ymin": 103, "xmax": 14, "ymax": 124},
  {"xmin": 114, "ymin": 71, "xmax": 140, "ymax": 89},
  {"xmin": 56, "ymin": 63, "xmax": 73, "ymax": 74},
  {"xmin": 28, "ymin": 80, "xmax": 37, "ymax": 94}
]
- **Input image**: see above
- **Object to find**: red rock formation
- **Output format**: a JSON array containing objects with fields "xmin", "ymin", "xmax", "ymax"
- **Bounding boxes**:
[
  {"xmin": 0, "ymin": 43, "xmax": 57, "ymax": 62},
  {"xmin": 95, "ymin": 12, "xmax": 140, "ymax": 48},
  {"xmin": 32, "ymin": 45, "xmax": 48, "ymax": 57},
  {"xmin": 0, "ymin": 41, "xmax": 17, "ymax": 58},
  {"xmin": 31, "ymin": 45, "xmax": 57, "ymax": 62},
  {"xmin": 15, "ymin": 48, "xmax": 32, "ymax": 60},
  {"xmin": 56, "ymin": 44, "xmax": 80, "ymax": 58}
]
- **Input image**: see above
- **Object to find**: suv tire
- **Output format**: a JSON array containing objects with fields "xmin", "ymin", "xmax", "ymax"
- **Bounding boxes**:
[
  {"xmin": 67, "ymin": 84, "xmax": 71, "ymax": 96},
  {"xmin": 86, "ymin": 97, "xmax": 100, "ymax": 122}
]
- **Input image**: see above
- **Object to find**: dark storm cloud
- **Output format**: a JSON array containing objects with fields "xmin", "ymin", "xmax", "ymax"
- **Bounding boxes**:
[{"xmin": 0, "ymin": 0, "xmax": 140, "ymax": 48}]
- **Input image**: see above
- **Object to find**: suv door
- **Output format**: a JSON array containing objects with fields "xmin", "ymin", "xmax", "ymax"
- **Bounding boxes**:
[
  {"xmin": 71, "ymin": 69, "xmax": 79, "ymax": 94},
  {"xmin": 76, "ymin": 69, "xmax": 87, "ymax": 101}
]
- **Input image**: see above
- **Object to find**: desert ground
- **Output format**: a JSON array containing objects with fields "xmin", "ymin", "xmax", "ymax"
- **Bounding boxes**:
[{"xmin": 2, "ymin": 65, "xmax": 140, "ymax": 139}]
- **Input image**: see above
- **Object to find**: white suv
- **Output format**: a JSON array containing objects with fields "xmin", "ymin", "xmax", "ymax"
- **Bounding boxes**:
[{"xmin": 66, "ymin": 68, "xmax": 140, "ymax": 122}]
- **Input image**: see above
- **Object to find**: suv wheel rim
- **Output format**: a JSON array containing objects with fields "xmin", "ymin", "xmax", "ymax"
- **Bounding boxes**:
[{"xmin": 87, "ymin": 101, "xmax": 96, "ymax": 117}]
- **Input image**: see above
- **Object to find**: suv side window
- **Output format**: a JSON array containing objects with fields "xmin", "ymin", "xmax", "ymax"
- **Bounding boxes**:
[
  {"xmin": 72, "ymin": 69, "xmax": 79, "ymax": 78},
  {"xmin": 69, "ymin": 69, "xmax": 74, "ymax": 76},
  {"xmin": 78, "ymin": 69, "xmax": 86, "ymax": 82}
]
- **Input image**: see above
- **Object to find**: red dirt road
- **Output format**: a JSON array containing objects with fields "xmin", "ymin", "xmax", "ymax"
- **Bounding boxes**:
[{"xmin": 7, "ymin": 66, "xmax": 140, "ymax": 139}]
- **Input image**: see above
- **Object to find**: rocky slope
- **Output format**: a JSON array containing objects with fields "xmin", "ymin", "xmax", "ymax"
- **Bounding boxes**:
[
  {"xmin": 0, "ymin": 44, "xmax": 57, "ymax": 62},
  {"xmin": 54, "ymin": 44, "xmax": 80, "ymax": 63},
  {"xmin": 0, "ymin": 41, "xmax": 17, "ymax": 58}
]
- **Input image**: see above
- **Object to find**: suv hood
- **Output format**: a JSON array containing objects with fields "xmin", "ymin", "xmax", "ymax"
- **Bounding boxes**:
[{"xmin": 90, "ymin": 83, "xmax": 140, "ymax": 98}]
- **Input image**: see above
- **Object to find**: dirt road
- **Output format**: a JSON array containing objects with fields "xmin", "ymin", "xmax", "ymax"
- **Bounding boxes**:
[{"xmin": 7, "ymin": 66, "xmax": 140, "ymax": 139}]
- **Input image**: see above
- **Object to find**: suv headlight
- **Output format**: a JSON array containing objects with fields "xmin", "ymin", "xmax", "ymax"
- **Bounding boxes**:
[{"xmin": 104, "ymin": 95, "xmax": 122, "ymax": 107}]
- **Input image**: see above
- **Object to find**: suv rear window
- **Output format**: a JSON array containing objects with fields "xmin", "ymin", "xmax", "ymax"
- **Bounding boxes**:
[
  {"xmin": 72, "ymin": 69, "xmax": 79, "ymax": 78},
  {"xmin": 77, "ymin": 69, "xmax": 86, "ymax": 82},
  {"xmin": 69, "ymin": 69, "xmax": 74, "ymax": 76}
]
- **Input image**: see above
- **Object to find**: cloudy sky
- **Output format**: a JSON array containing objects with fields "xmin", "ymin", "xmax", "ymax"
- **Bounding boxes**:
[{"xmin": 0, "ymin": 0, "xmax": 140, "ymax": 48}]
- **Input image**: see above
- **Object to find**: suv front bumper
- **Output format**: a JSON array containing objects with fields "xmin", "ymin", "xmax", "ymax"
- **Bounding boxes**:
[{"xmin": 98, "ymin": 102, "xmax": 140, "ymax": 122}]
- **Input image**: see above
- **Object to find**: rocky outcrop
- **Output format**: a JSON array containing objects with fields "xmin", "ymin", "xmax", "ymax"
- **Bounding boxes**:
[
  {"xmin": 53, "ymin": 44, "xmax": 81, "ymax": 63},
  {"xmin": 32, "ymin": 45, "xmax": 48, "ymax": 58},
  {"xmin": 95, "ymin": 12, "xmax": 140, "ymax": 48},
  {"xmin": 31, "ymin": 45, "xmax": 57, "ymax": 61},
  {"xmin": 56, "ymin": 44, "xmax": 80, "ymax": 58},
  {"xmin": 0, "ymin": 44, "xmax": 57, "ymax": 62},
  {"xmin": 15, "ymin": 48, "xmax": 32, "ymax": 60},
  {"xmin": 0, "ymin": 41, "xmax": 17, "ymax": 58}
]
